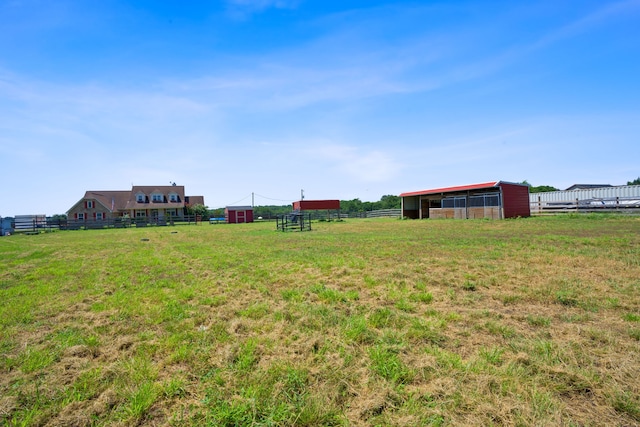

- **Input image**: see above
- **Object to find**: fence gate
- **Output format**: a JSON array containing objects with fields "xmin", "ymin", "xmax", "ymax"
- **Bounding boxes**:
[{"xmin": 276, "ymin": 212, "xmax": 312, "ymax": 232}]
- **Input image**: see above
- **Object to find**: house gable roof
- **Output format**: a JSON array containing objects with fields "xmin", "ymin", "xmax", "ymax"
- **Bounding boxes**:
[
  {"xmin": 126, "ymin": 185, "xmax": 186, "ymax": 210},
  {"xmin": 67, "ymin": 191, "xmax": 131, "ymax": 213},
  {"xmin": 68, "ymin": 186, "xmax": 205, "ymax": 213},
  {"xmin": 185, "ymin": 195, "xmax": 204, "ymax": 206}
]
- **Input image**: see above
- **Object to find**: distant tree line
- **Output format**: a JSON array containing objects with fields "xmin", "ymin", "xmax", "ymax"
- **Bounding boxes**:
[
  {"xmin": 340, "ymin": 195, "xmax": 401, "ymax": 213},
  {"xmin": 205, "ymin": 195, "xmax": 401, "ymax": 219},
  {"xmin": 521, "ymin": 180, "xmax": 559, "ymax": 193}
]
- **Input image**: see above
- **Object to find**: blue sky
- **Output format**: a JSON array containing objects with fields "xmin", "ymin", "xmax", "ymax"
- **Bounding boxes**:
[{"xmin": 1, "ymin": 0, "xmax": 639, "ymax": 215}]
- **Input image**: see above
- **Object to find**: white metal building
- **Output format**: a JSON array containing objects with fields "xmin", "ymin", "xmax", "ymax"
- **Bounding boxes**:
[{"xmin": 530, "ymin": 185, "xmax": 640, "ymax": 213}]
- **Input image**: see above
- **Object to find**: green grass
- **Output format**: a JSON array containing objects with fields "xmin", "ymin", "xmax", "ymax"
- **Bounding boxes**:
[{"xmin": 1, "ymin": 216, "xmax": 639, "ymax": 425}]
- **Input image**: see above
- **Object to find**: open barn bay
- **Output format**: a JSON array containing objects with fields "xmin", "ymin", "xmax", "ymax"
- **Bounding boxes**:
[{"xmin": 1, "ymin": 216, "xmax": 639, "ymax": 426}]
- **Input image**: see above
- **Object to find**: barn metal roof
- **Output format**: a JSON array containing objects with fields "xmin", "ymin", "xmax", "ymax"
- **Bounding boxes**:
[{"xmin": 399, "ymin": 181, "xmax": 501, "ymax": 197}]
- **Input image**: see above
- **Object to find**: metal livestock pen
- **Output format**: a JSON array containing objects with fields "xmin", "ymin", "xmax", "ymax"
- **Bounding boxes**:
[{"xmin": 530, "ymin": 185, "xmax": 640, "ymax": 215}]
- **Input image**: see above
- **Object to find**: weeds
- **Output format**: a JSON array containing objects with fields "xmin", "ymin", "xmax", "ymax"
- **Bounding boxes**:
[
  {"xmin": 1, "ymin": 217, "xmax": 639, "ymax": 425},
  {"xmin": 369, "ymin": 345, "xmax": 414, "ymax": 384}
]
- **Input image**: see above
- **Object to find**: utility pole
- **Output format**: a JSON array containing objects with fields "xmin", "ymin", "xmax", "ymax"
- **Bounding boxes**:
[
  {"xmin": 301, "ymin": 189, "xmax": 304, "ymax": 200},
  {"xmin": 252, "ymin": 192, "xmax": 254, "ymax": 208}
]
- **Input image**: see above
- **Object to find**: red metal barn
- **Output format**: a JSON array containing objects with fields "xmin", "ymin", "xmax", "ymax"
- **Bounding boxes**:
[
  {"xmin": 292, "ymin": 200, "xmax": 341, "ymax": 211},
  {"xmin": 400, "ymin": 181, "xmax": 530, "ymax": 220},
  {"xmin": 225, "ymin": 206, "xmax": 254, "ymax": 223},
  {"xmin": 292, "ymin": 199, "xmax": 341, "ymax": 220}
]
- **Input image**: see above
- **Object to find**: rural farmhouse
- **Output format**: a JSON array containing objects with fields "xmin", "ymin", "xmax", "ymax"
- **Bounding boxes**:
[{"xmin": 67, "ymin": 185, "xmax": 204, "ymax": 224}]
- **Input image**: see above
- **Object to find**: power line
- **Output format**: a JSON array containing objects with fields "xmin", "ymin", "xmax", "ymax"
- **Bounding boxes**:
[
  {"xmin": 208, "ymin": 193, "xmax": 293, "ymax": 210},
  {"xmin": 253, "ymin": 193, "xmax": 294, "ymax": 203},
  {"xmin": 227, "ymin": 194, "xmax": 252, "ymax": 206}
]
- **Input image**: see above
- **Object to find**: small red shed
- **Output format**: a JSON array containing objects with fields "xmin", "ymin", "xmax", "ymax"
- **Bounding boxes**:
[
  {"xmin": 400, "ymin": 181, "xmax": 530, "ymax": 219},
  {"xmin": 225, "ymin": 206, "xmax": 254, "ymax": 223}
]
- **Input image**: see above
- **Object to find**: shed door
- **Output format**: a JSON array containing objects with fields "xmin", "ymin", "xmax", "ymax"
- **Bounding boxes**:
[{"xmin": 237, "ymin": 211, "xmax": 246, "ymax": 223}]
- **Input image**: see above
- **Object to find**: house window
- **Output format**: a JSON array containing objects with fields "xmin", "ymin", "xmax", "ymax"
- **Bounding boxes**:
[
  {"xmin": 87, "ymin": 200, "xmax": 94, "ymax": 209},
  {"xmin": 78, "ymin": 213, "xmax": 85, "ymax": 220},
  {"xmin": 152, "ymin": 194, "xmax": 163, "ymax": 202},
  {"xmin": 136, "ymin": 193, "xmax": 145, "ymax": 203},
  {"xmin": 96, "ymin": 212, "xmax": 104, "ymax": 220},
  {"xmin": 166, "ymin": 209, "xmax": 177, "ymax": 217},
  {"xmin": 135, "ymin": 210, "xmax": 146, "ymax": 218},
  {"xmin": 169, "ymin": 193, "xmax": 178, "ymax": 202}
]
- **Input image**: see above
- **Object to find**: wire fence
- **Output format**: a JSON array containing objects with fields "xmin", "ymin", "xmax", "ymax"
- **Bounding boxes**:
[
  {"xmin": 530, "ymin": 196, "xmax": 640, "ymax": 216},
  {"xmin": 5, "ymin": 215, "xmax": 204, "ymax": 233},
  {"xmin": 2, "ymin": 209, "xmax": 403, "ymax": 235}
]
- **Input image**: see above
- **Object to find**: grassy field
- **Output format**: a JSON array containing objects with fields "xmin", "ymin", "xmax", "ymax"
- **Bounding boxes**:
[{"xmin": 1, "ymin": 215, "xmax": 639, "ymax": 426}]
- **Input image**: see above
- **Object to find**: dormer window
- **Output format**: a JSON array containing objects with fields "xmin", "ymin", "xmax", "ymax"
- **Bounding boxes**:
[
  {"xmin": 152, "ymin": 194, "xmax": 163, "ymax": 202},
  {"xmin": 169, "ymin": 193, "xmax": 178, "ymax": 202},
  {"xmin": 136, "ymin": 193, "xmax": 145, "ymax": 203}
]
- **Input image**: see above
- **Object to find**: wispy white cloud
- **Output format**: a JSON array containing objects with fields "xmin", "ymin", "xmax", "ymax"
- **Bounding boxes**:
[
  {"xmin": 300, "ymin": 142, "xmax": 403, "ymax": 183},
  {"xmin": 450, "ymin": 0, "xmax": 640, "ymax": 84},
  {"xmin": 162, "ymin": 46, "xmax": 443, "ymax": 113},
  {"xmin": 531, "ymin": 0, "xmax": 640, "ymax": 49},
  {"xmin": 0, "ymin": 71, "xmax": 213, "ymax": 147}
]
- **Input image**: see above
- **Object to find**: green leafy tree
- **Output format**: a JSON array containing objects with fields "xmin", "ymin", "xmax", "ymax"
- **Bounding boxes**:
[
  {"xmin": 379, "ymin": 195, "xmax": 401, "ymax": 209},
  {"xmin": 627, "ymin": 177, "xmax": 640, "ymax": 185},
  {"xmin": 209, "ymin": 208, "xmax": 225, "ymax": 218},
  {"xmin": 530, "ymin": 185, "xmax": 559, "ymax": 193},
  {"xmin": 253, "ymin": 205, "xmax": 291, "ymax": 219},
  {"xmin": 521, "ymin": 180, "xmax": 559, "ymax": 193},
  {"xmin": 340, "ymin": 199, "xmax": 364, "ymax": 212},
  {"xmin": 247, "ymin": 195, "xmax": 403, "ymax": 218},
  {"xmin": 186, "ymin": 203, "xmax": 208, "ymax": 217}
]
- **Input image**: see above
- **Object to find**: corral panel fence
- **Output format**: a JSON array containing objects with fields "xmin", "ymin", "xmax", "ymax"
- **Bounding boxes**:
[
  {"xmin": 10, "ymin": 215, "xmax": 204, "ymax": 233},
  {"xmin": 61, "ymin": 215, "xmax": 203, "ymax": 230},
  {"xmin": 530, "ymin": 185, "xmax": 640, "ymax": 216},
  {"xmin": 346, "ymin": 209, "xmax": 401, "ymax": 219},
  {"xmin": 14, "ymin": 215, "xmax": 47, "ymax": 233},
  {"xmin": 276, "ymin": 212, "xmax": 312, "ymax": 232},
  {"xmin": 530, "ymin": 196, "xmax": 640, "ymax": 215},
  {"xmin": 266, "ymin": 209, "xmax": 401, "ymax": 221}
]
